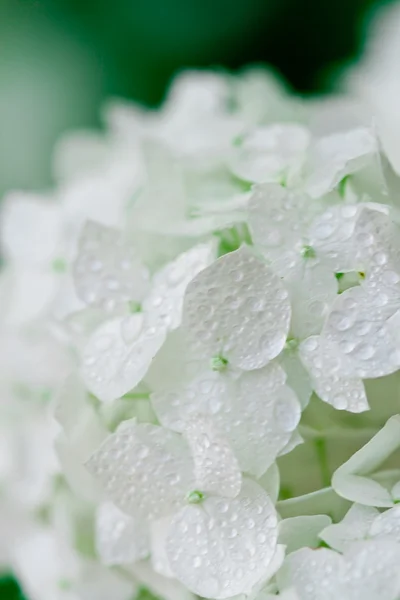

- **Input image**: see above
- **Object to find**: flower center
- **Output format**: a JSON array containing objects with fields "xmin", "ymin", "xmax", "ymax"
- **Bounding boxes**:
[
  {"xmin": 187, "ymin": 490, "xmax": 205, "ymax": 504},
  {"xmin": 284, "ymin": 337, "xmax": 299, "ymax": 352},
  {"xmin": 51, "ymin": 257, "xmax": 67, "ymax": 273},
  {"xmin": 129, "ymin": 300, "xmax": 142, "ymax": 313},
  {"xmin": 301, "ymin": 245, "xmax": 316, "ymax": 259},
  {"xmin": 211, "ymin": 355, "xmax": 229, "ymax": 372}
]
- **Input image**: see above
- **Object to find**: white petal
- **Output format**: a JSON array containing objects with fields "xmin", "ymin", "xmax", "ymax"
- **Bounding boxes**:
[
  {"xmin": 353, "ymin": 206, "xmax": 400, "ymax": 296},
  {"xmin": 144, "ymin": 242, "xmax": 215, "ymax": 331},
  {"xmin": 319, "ymin": 503, "xmax": 379, "ymax": 552},
  {"xmin": 248, "ymin": 184, "xmax": 312, "ymax": 262},
  {"xmin": 86, "ymin": 423, "xmax": 194, "ymax": 520},
  {"xmin": 11, "ymin": 529, "xmax": 79, "ymax": 600},
  {"xmin": 95, "ymin": 501, "xmax": 149, "ymax": 566},
  {"xmin": 278, "ymin": 515, "xmax": 332, "ymax": 554},
  {"xmin": 55, "ymin": 402, "xmax": 107, "ymax": 503},
  {"xmin": 306, "ymin": 128, "xmax": 377, "ymax": 198},
  {"xmin": 63, "ymin": 307, "xmax": 108, "ymax": 349},
  {"xmin": 129, "ymin": 560, "xmax": 196, "ymax": 600},
  {"xmin": 279, "ymin": 349, "xmax": 312, "ymax": 410},
  {"xmin": 0, "ymin": 328, "xmax": 69, "ymax": 393},
  {"xmin": 152, "ymin": 362, "xmax": 301, "ymax": 477},
  {"xmin": 281, "ymin": 540, "xmax": 400, "ymax": 600},
  {"xmin": 343, "ymin": 540, "xmax": 400, "ymax": 600},
  {"xmin": 278, "ymin": 430, "xmax": 304, "ymax": 457},
  {"xmin": 1, "ymin": 267, "xmax": 58, "ymax": 326},
  {"xmin": 53, "ymin": 130, "xmax": 110, "ymax": 181},
  {"xmin": 230, "ymin": 124, "xmax": 309, "ymax": 184},
  {"xmin": 150, "ymin": 516, "xmax": 175, "ymax": 578},
  {"xmin": 129, "ymin": 141, "xmax": 187, "ymax": 229},
  {"xmin": 54, "ymin": 373, "xmax": 87, "ymax": 437},
  {"xmin": 323, "ymin": 285, "xmax": 400, "ymax": 379},
  {"xmin": 299, "ymin": 336, "xmax": 368, "ymax": 412},
  {"xmin": 332, "ymin": 415, "xmax": 400, "ymax": 507},
  {"xmin": 258, "ymin": 463, "xmax": 280, "ymax": 504},
  {"xmin": 286, "ymin": 263, "xmax": 338, "ymax": 340},
  {"xmin": 166, "ymin": 479, "xmax": 278, "ymax": 599},
  {"xmin": 73, "ymin": 563, "xmax": 135, "ymax": 600},
  {"xmin": 278, "ymin": 488, "xmax": 350, "ymax": 523},
  {"xmin": 167, "ymin": 213, "xmax": 246, "ymax": 237},
  {"xmin": 279, "ymin": 547, "xmax": 345, "ymax": 600},
  {"xmin": 0, "ymin": 192, "xmax": 61, "ymax": 265},
  {"xmin": 369, "ymin": 505, "xmax": 400, "ymax": 543},
  {"xmin": 73, "ymin": 220, "xmax": 150, "ymax": 311},
  {"xmin": 183, "ymin": 415, "xmax": 242, "ymax": 498},
  {"xmin": 82, "ymin": 315, "xmax": 166, "ymax": 402},
  {"xmin": 145, "ymin": 328, "xmax": 189, "ymax": 391},
  {"xmin": 243, "ymin": 544, "xmax": 286, "ymax": 600},
  {"xmin": 309, "ymin": 203, "xmax": 362, "ymax": 272},
  {"xmin": 182, "ymin": 246, "xmax": 291, "ymax": 369},
  {"xmin": 60, "ymin": 168, "xmax": 135, "ymax": 234}
]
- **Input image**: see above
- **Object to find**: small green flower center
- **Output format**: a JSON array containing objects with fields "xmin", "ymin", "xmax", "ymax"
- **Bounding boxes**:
[
  {"xmin": 278, "ymin": 172, "xmax": 287, "ymax": 187},
  {"xmin": 51, "ymin": 257, "xmax": 67, "ymax": 273},
  {"xmin": 129, "ymin": 301, "xmax": 142, "ymax": 313},
  {"xmin": 232, "ymin": 134, "xmax": 244, "ymax": 147},
  {"xmin": 211, "ymin": 355, "xmax": 229, "ymax": 372},
  {"xmin": 284, "ymin": 337, "xmax": 299, "ymax": 352},
  {"xmin": 301, "ymin": 245, "xmax": 316, "ymax": 259},
  {"xmin": 58, "ymin": 579, "xmax": 72, "ymax": 591},
  {"xmin": 187, "ymin": 490, "xmax": 205, "ymax": 504}
]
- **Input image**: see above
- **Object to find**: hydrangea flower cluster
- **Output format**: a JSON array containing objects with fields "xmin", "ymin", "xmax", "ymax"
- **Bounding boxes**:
[{"xmin": 2, "ymin": 67, "xmax": 400, "ymax": 600}]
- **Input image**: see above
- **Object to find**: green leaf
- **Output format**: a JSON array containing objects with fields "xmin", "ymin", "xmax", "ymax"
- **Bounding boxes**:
[{"xmin": 0, "ymin": 575, "xmax": 26, "ymax": 600}]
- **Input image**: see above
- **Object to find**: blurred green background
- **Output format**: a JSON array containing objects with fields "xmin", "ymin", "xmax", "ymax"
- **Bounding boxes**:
[{"xmin": 0, "ymin": 0, "xmax": 395, "ymax": 597}]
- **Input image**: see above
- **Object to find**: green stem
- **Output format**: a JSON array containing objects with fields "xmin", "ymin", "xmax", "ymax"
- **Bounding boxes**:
[{"xmin": 314, "ymin": 437, "xmax": 331, "ymax": 488}]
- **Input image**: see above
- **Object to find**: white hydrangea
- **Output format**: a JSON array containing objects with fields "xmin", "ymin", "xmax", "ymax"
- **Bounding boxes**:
[{"xmin": 3, "ymin": 64, "xmax": 400, "ymax": 600}]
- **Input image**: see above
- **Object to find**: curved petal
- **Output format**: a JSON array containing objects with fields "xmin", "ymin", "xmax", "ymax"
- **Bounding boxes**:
[
  {"xmin": 152, "ymin": 363, "xmax": 301, "ymax": 477},
  {"xmin": 96, "ymin": 501, "xmax": 150, "ymax": 566},
  {"xmin": 319, "ymin": 503, "xmax": 378, "ymax": 552},
  {"xmin": 230, "ymin": 124, "xmax": 309, "ymax": 184},
  {"xmin": 248, "ymin": 184, "xmax": 311, "ymax": 261},
  {"xmin": 332, "ymin": 415, "xmax": 400, "ymax": 507},
  {"xmin": 278, "ymin": 515, "xmax": 332, "ymax": 554},
  {"xmin": 182, "ymin": 246, "xmax": 291, "ymax": 370},
  {"xmin": 183, "ymin": 415, "xmax": 242, "ymax": 498},
  {"xmin": 299, "ymin": 336, "xmax": 368, "ymax": 412},
  {"xmin": 82, "ymin": 315, "xmax": 166, "ymax": 402},
  {"xmin": 369, "ymin": 505, "xmax": 400, "ymax": 542},
  {"xmin": 306, "ymin": 128, "xmax": 377, "ymax": 198},
  {"xmin": 144, "ymin": 242, "xmax": 215, "ymax": 331},
  {"xmin": 1, "ymin": 192, "xmax": 61, "ymax": 266},
  {"xmin": 166, "ymin": 479, "xmax": 278, "ymax": 599},
  {"xmin": 73, "ymin": 220, "xmax": 150, "ymax": 311},
  {"xmin": 86, "ymin": 423, "xmax": 195, "ymax": 520},
  {"xmin": 323, "ymin": 286, "xmax": 400, "ymax": 378}
]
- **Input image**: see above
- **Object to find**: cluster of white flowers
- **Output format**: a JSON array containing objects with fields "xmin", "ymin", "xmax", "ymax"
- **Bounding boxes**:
[{"xmin": 2, "ymin": 62, "xmax": 400, "ymax": 600}]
